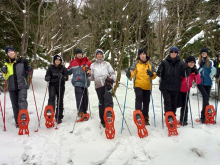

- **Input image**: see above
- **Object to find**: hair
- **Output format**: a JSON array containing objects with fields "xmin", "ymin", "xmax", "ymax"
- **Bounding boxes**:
[
  {"xmin": 218, "ymin": 54, "xmax": 220, "ymax": 62},
  {"xmin": 9, "ymin": 53, "xmax": 18, "ymax": 63},
  {"xmin": 198, "ymin": 53, "xmax": 210, "ymax": 68}
]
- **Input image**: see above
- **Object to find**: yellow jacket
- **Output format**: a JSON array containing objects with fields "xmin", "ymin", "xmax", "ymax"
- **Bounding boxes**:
[{"xmin": 129, "ymin": 60, "xmax": 157, "ymax": 90}]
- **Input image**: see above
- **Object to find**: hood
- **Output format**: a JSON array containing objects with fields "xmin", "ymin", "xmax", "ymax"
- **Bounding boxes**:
[
  {"xmin": 53, "ymin": 54, "xmax": 63, "ymax": 65},
  {"xmin": 95, "ymin": 49, "xmax": 105, "ymax": 61}
]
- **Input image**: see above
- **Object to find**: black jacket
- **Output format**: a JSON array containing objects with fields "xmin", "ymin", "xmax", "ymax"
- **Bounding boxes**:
[
  {"xmin": 157, "ymin": 55, "xmax": 190, "ymax": 92},
  {"xmin": 5, "ymin": 56, "xmax": 29, "ymax": 91},
  {"xmin": 45, "ymin": 64, "xmax": 68, "ymax": 86}
]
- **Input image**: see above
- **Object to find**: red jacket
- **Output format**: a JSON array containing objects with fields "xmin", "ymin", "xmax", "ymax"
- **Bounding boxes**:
[
  {"xmin": 67, "ymin": 57, "xmax": 91, "ymax": 70},
  {"xmin": 180, "ymin": 73, "xmax": 201, "ymax": 93}
]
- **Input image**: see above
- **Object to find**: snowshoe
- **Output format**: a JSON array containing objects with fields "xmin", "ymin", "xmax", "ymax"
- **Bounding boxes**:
[
  {"xmin": 17, "ymin": 109, "xmax": 30, "ymax": 136},
  {"xmin": 195, "ymin": 118, "xmax": 206, "ymax": 123},
  {"xmin": 104, "ymin": 107, "xmax": 115, "ymax": 139},
  {"xmin": 57, "ymin": 119, "xmax": 62, "ymax": 124},
  {"xmin": 76, "ymin": 113, "xmax": 90, "ymax": 122},
  {"xmin": 133, "ymin": 110, "xmax": 148, "ymax": 138},
  {"xmin": 165, "ymin": 111, "xmax": 178, "ymax": 137},
  {"xmin": 44, "ymin": 105, "xmax": 55, "ymax": 128},
  {"xmin": 204, "ymin": 105, "xmax": 216, "ymax": 124}
]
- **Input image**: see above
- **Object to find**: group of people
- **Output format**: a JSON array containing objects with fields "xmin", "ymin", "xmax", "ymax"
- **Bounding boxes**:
[{"xmin": 1, "ymin": 46, "xmax": 220, "ymax": 133}]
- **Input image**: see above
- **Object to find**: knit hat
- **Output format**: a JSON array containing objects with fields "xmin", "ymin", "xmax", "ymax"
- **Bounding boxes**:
[
  {"xmin": 186, "ymin": 55, "xmax": 196, "ymax": 63},
  {"xmin": 5, "ymin": 46, "xmax": 15, "ymax": 55},
  {"xmin": 169, "ymin": 46, "xmax": 179, "ymax": 55},
  {"xmin": 53, "ymin": 54, "xmax": 63, "ymax": 65},
  {"xmin": 137, "ymin": 48, "xmax": 148, "ymax": 60},
  {"xmin": 200, "ymin": 47, "xmax": 208, "ymax": 54},
  {"xmin": 75, "ymin": 48, "xmax": 83, "ymax": 55}
]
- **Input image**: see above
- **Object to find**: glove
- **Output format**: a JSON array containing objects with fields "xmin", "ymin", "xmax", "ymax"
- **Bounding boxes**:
[
  {"xmin": 28, "ymin": 65, "xmax": 32, "ymax": 72},
  {"xmin": 105, "ymin": 77, "xmax": 114, "ymax": 90},
  {"xmin": 146, "ymin": 69, "xmax": 154, "ymax": 77},
  {"xmin": 45, "ymin": 76, "xmax": 51, "ymax": 82},
  {"xmin": 58, "ymin": 73, "xmax": 63, "ymax": 78},
  {"xmin": 200, "ymin": 60, "xmax": 205, "ymax": 68},
  {"xmin": 126, "ymin": 68, "xmax": 131, "ymax": 78},
  {"xmin": 191, "ymin": 67, "xmax": 199, "ymax": 75},
  {"xmin": 214, "ymin": 60, "xmax": 218, "ymax": 68},
  {"xmin": 2, "ymin": 66, "xmax": 7, "ymax": 74}
]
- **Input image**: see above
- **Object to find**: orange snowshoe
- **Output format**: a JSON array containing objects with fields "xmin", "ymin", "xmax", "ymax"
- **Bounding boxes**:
[
  {"xmin": 17, "ymin": 109, "xmax": 30, "ymax": 136},
  {"xmin": 133, "ymin": 110, "xmax": 148, "ymax": 138},
  {"xmin": 104, "ymin": 107, "xmax": 115, "ymax": 139}
]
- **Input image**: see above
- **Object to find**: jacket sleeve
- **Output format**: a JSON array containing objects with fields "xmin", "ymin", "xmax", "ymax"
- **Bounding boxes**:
[
  {"xmin": 89, "ymin": 63, "xmax": 95, "ymax": 81},
  {"xmin": 156, "ymin": 61, "xmax": 164, "ymax": 77},
  {"xmin": 130, "ymin": 61, "xmax": 138, "ymax": 79},
  {"xmin": 181, "ymin": 62, "xmax": 190, "ymax": 77},
  {"xmin": 107, "ymin": 62, "xmax": 116, "ymax": 82},
  {"xmin": 149, "ymin": 62, "xmax": 157, "ymax": 80},
  {"xmin": 67, "ymin": 62, "xmax": 73, "ymax": 75},
  {"xmin": 195, "ymin": 73, "xmax": 201, "ymax": 84},
  {"xmin": 63, "ymin": 67, "xmax": 68, "ymax": 81}
]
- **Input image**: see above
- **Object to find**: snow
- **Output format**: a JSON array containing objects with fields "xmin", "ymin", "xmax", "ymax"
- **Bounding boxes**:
[
  {"xmin": 1, "ymin": 69, "xmax": 220, "ymax": 164},
  {"xmin": 183, "ymin": 30, "xmax": 205, "ymax": 48},
  {"xmin": 22, "ymin": 10, "xmax": 26, "ymax": 14},
  {"xmin": 123, "ymin": 2, "xmax": 129, "ymax": 11}
]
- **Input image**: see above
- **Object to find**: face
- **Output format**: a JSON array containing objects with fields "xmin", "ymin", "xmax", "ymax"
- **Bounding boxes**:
[
  {"xmin": 139, "ymin": 53, "xmax": 147, "ymax": 62},
  {"xmin": 96, "ymin": 53, "xmax": 103, "ymax": 60},
  {"xmin": 201, "ymin": 52, "xmax": 207, "ymax": 58},
  {"xmin": 170, "ymin": 51, "xmax": 177, "ymax": 59},
  {"xmin": 7, "ymin": 50, "xmax": 16, "ymax": 59},
  {"xmin": 77, "ymin": 53, "xmax": 83, "ymax": 59},
  {"xmin": 187, "ymin": 61, "xmax": 195, "ymax": 68},
  {"xmin": 55, "ymin": 59, "xmax": 61, "ymax": 66},
  {"xmin": 218, "ymin": 55, "xmax": 220, "ymax": 61}
]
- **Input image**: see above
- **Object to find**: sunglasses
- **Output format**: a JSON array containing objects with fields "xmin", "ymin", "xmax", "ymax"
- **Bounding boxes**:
[{"xmin": 170, "ymin": 51, "xmax": 177, "ymax": 53}]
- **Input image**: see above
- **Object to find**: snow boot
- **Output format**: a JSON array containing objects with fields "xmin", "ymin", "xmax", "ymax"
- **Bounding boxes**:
[
  {"xmin": 133, "ymin": 110, "xmax": 148, "ymax": 138},
  {"xmin": 145, "ymin": 117, "xmax": 150, "ymax": 126},
  {"xmin": 104, "ymin": 107, "xmax": 115, "ymax": 139},
  {"xmin": 17, "ymin": 109, "xmax": 30, "ymax": 136},
  {"xmin": 165, "ymin": 111, "xmax": 178, "ymax": 137},
  {"xmin": 44, "ymin": 105, "xmax": 55, "ymax": 128},
  {"xmin": 76, "ymin": 111, "xmax": 90, "ymax": 122}
]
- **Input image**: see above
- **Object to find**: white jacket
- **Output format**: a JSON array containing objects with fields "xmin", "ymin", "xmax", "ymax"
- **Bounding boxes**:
[{"xmin": 89, "ymin": 49, "xmax": 116, "ymax": 89}]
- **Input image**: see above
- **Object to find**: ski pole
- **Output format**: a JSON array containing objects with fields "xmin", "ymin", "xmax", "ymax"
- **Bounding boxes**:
[
  {"xmin": 148, "ymin": 65, "xmax": 156, "ymax": 127},
  {"xmin": 39, "ymin": 82, "xmax": 49, "ymax": 124},
  {"xmin": 29, "ymin": 71, "xmax": 40, "ymax": 132},
  {"xmin": 195, "ymin": 76, "xmax": 200, "ymax": 119},
  {"xmin": 111, "ymin": 84, "xmax": 132, "ymax": 136},
  {"xmin": 188, "ymin": 93, "xmax": 194, "ymax": 128},
  {"xmin": 121, "ymin": 77, "xmax": 128, "ymax": 133},
  {"xmin": 3, "ymin": 73, "xmax": 6, "ymax": 131},
  {"xmin": 85, "ymin": 69, "xmax": 92, "ymax": 119},
  {"xmin": 182, "ymin": 71, "xmax": 189, "ymax": 126},
  {"xmin": 0, "ymin": 99, "xmax": 4, "ymax": 130},
  {"xmin": 55, "ymin": 77, "xmax": 62, "ymax": 130},
  {"xmin": 161, "ymin": 92, "xmax": 164, "ymax": 129}
]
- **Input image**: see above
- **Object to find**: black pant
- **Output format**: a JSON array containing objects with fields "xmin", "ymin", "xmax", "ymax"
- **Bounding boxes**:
[
  {"xmin": 161, "ymin": 90, "xmax": 178, "ymax": 114},
  {"xmin": 198, "ymin": 85, "xmax": 211, "ymax": 119},
  {"xmin": 134, "ymin": 87, "xmax": 150, "ymax": 117},
  {"xmin": 9, "ymin": 89, "xmax": 28, "ymax": 124},
  {"xmin": 177, "ymin": 92, "xmax": 190, "ymax": 122},
  {"xmin": 75, "ymin": 86, "xmax": 88, "ymax": 114},
  {"xmin": 96, "ymin": 86, "xmax": 113, "ymax": 124},
  {"xmin": 48, "ymin": 85, "xmax": 65, "ymax": 120}
]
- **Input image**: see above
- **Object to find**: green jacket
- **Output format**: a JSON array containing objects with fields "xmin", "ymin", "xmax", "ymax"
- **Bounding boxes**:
[{"xmin": 4, "ymin": 56, "xmax": 29, "ymax": 91}]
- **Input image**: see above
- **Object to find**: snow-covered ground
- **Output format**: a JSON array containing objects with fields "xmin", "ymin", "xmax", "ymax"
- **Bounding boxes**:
[{"xmin": 1, "ymin": 69, "xmax": 220, "ymax": 165}]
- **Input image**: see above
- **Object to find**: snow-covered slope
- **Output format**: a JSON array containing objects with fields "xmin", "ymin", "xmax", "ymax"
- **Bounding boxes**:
[{"xmin": 0, "ymin": 69, "xmax": 220, "ymax": 165}]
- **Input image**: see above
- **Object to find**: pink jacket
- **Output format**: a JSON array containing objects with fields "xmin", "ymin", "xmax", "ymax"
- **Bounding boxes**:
[{"xmin": 180, "ymin": 73, "xmax": 201, "ymax": 93}]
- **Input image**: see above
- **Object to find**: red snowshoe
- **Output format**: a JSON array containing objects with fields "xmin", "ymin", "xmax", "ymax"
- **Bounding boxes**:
[
  {"xmin": 104, "ymin": 107, "xmax": 115, "ymax": 139},
  {"xmin": 76, "ymin": 113, "xmax": 90, "ymax": 122},
  {"xmin": 17, "ymin": 109, "xmax": 30, "ymax": 136},
  {"xmin": 165, "ymin": 111, "xmax": 178, "ymax": 137},
  {"xmin": 133, "ymin": 110, "xmax": 148, "ymax": 138},
  {"xmin": 196, "ymin": 105, "xmax": 216, "ymax": 124},
  {"xmin": 44, "ymin": 105, "xmax": 55, "ymax": 128}
]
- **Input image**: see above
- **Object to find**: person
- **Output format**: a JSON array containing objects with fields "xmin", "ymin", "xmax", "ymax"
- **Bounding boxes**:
[
  {"xmin": 126, "ymin": 48, "xmax": 157, "ymax": 125},
  {"xmin": 214, "ymin": 52, "xmax": 220, "ymax": 99},
  {"xmin": 45, "ymin": 54, "xmax": 68, "ymax": 124},
  {"xmin": 196, "ymin": 48, "xmax": 216, "ymax": 123},
  {"xmin": 157, "ymin": 46, "xmax": 190, "ymax": 122},
  {"xmin": 176, "ymin": 55, "xmax": 201, "ymax": 126},
  {"xmin": 2, "ymin": 46, "xmax": 32, "ymax": 128},
  {"xmin": 87, "ymin": 49, "xmax": 116, "ymax": 128},
  {"xmin": 67, "ymin": 49, "xmax": 91, "ymax": 119}
]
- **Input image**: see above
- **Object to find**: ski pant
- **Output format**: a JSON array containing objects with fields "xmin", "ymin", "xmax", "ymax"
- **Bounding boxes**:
[
  {"xmin": 198, "ymin": 85, "xmax": 211, "ymax": 119},
  {"xmin": 161, "ymin": 89, "xmax": 178, "ymax": 114},
  {"xmin": 96, "ymin": 86, "xmax": 113, "ymax": 124},
  {"xmin": 75, "ymin": 86, "xmax": 88, "ymax": 114},
  {"xmin": 48, "ymin": 85, "xmax": 65, "ymax": 120},
  {"xmin": 134, "ymin": 87, "xmax": 150, "ymax": 117},
  {"xmin": 177, "ymin": 91, "xmax": 190, "ymax": 122},
  {"xmin": 9, "ymin": 89, "xmax": 28, "ymax": 124}
]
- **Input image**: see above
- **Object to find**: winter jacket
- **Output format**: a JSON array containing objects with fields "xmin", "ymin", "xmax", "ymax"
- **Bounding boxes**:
[
  {"xmin": 67, "ymin": 57, "xmax": 91, "ymax": 88},
  {"xmin": 129, "ymin": 60, "xmax": 157, "ymax": 90},
  {"xmin": 215, "ymin": 63, "xmax": 220, "ymax": 78},
  {"xmin": 157, "ymin": 55, "xmax": 190, "ymax": 92},
  {"xmin": 4, "ymin": 56, "xmax": 29, "ymax": 91},
  {"xmin": 196, "ymin": 59, "xmax": 216, "ymax": 86},
  {"xmin": 45, "ymin": 64, "xmax": 68, "ymax": 86},
  {"xmin": 180, "ymin": 73, "xmax": 201, "ymax": 93},
  {"xmin": 89, "ymin": 58, "xmax": 116, "ymax": 89}
]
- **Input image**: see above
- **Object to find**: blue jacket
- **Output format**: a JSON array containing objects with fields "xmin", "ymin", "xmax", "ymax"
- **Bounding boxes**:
[
  {"xmin": 199, "ymin": 59, "xmax": 215, "ymax": 86},
  {"xmin": 67, "ymin": 57, "xmax": 91, "ymax": 88}
]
